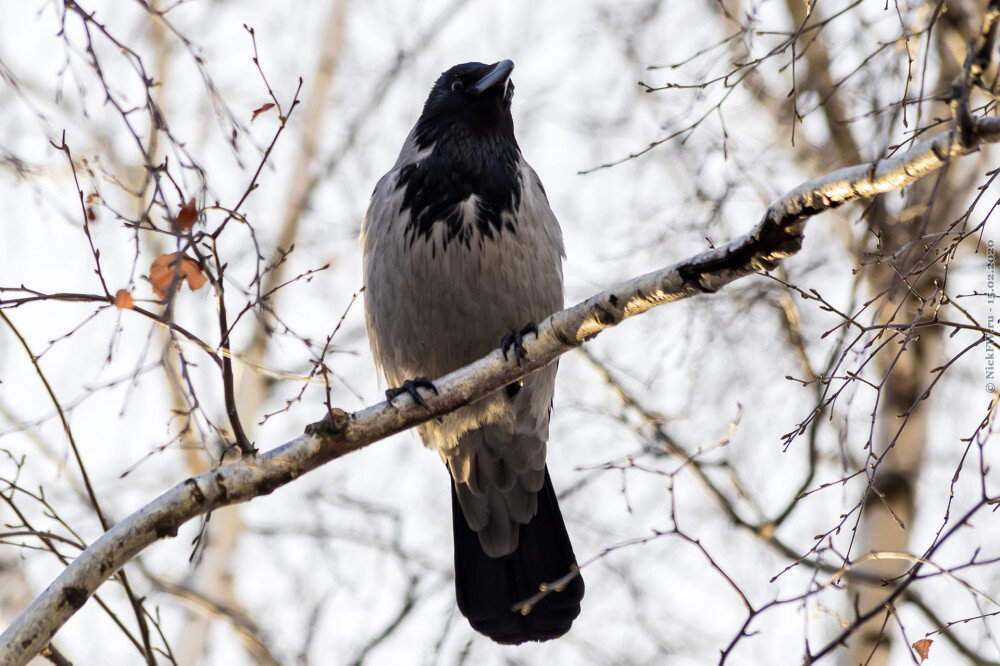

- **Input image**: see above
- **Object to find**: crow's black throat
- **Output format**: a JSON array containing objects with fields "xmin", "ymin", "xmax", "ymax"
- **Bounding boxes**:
[{"xmin": 397, "ymin": 137, "xmax": 521, "ymax": 249}]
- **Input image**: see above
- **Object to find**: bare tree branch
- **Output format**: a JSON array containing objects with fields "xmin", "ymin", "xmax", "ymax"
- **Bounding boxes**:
[{"xmin": 2, "ymin": 110, "xmax": 1000, "ymax": 665}]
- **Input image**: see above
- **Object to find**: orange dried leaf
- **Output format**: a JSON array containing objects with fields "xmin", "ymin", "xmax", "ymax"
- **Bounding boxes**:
[
  {"xmin": 150, "ymin": 252, "xmax": 207, "ymax": 298},
  {"xmin": 183, "ymin": 258, "xmax": 207, "ymax": 291},
  {"xmin": 175, "ymin": 197, "xmax": 198, "ymax": 230},
  {"xmin": 251, "ymin": 102, "xmax": 276, "ymax": 122},
  {"xmin": 912, "ymin": 638, "xmax": 932, "ymax": 662},
  {"xmin": 114, "ymin": 289, "xmax": 135, "ymax": 310}
]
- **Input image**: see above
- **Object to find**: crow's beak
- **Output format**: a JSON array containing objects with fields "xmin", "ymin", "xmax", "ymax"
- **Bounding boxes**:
[{"xmin": 470, "ymin": 60, "xmax": 514, "ymax": 96}]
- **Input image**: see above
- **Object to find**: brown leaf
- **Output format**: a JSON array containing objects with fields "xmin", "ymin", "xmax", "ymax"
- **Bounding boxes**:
[
  {"xmin": 251, "ymin": 102, "xmax": 276, "ymax": 122},
  {"xmin": 149, "ymin": 253, "xmax": 207, "ymax": 298},
  {"xmin": 175, "ymin": 197, "xmax": 198, "ymax": 231},
  {"xmin": 912, "ymin": 638, "xmax": 933, "ymax": 662},
  {"xmin": 183, "ymin": 259, "xmax": 207, "ymax": 291},
  {"xmin": 114, "ymin": 289, "xmax": 135, "ymax": 310}
]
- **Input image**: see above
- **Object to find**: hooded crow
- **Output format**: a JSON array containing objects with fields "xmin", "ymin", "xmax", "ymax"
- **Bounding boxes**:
[{"xmin": 361, "ymin": 60, "xmax": 583, "ymax": 644}]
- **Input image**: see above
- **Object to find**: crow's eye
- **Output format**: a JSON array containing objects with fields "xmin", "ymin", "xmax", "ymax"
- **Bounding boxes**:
[{"xmin": 450, "ymin": 80, "xmax": 464, "ymax": 93}]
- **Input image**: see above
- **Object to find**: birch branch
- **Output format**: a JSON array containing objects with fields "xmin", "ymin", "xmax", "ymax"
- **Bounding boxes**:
[{"xmin": 2, "ymin": 117, "xmax": 999, "ymax": 666}]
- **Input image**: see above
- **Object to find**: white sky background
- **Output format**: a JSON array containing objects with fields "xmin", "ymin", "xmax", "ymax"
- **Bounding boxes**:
[{"xmin": 1, "ymin": 0, "xmax": 999, "ymax": 664}]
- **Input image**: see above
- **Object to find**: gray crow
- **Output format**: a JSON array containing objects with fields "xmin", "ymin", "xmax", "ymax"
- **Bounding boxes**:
[{"xmin": 361, "ymin": 60, "xmax": 584, "ymax": 644}]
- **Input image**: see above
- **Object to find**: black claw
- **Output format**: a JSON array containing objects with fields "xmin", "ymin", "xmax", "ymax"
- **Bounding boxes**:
[
  {"xmin": 386, "ymin": 377, "xmax": 438, "ymax": 410},
  {"xmin": 500, "ymin": 321, "xmax": 538, "ymax": 367}
]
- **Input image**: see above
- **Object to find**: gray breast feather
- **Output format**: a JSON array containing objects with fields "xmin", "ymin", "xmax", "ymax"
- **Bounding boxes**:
[{"xmin": 362, "ymin": 157, "xmax": 563, "ymax": 432}]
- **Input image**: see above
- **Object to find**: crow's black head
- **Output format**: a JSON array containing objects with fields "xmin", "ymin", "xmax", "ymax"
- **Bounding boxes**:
[
  {"xmin": 413, "ymin": 60, "xmax": 516, "ymax": 149},
  {"xmin": 400, "ymin": 60, "xmax": 523, "ymax": 248}
]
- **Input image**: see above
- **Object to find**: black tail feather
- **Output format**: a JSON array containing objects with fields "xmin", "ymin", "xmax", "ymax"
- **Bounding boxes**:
[{"xmin": 452, "ymin": 467, "xmax": 584, "ymax": 644}]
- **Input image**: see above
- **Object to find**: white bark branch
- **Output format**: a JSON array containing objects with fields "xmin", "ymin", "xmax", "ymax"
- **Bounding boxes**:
[{"xmin": 2, "ymin": 118, "xmax": 999, "ymax": 666}]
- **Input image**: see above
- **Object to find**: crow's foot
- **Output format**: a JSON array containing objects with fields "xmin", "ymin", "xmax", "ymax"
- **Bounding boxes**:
[
  {"xmin": 500, "ymin": 321, "xmax": 538, "ymax": 366},
  {"xmin": 386, "ymin": 377, "xmax": 438, "ymax": 410}
]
